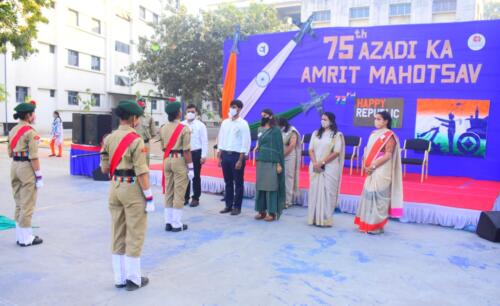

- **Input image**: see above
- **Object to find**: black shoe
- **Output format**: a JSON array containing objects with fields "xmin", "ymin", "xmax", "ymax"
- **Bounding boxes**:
[
  {"xmin": 171, "ymin": 224, "xmax": 188, "ymax": 232},
  {"xmin": 220, "ymin": 197, "xmax": 226, "ymax": 202},
  {"xmin": 115, "ymin": 283, "xmax": 126, "ymax": 289},
  {"xmin": 19, "ymin": 236, "xmax": 43, "ymax": 247},
  {"xmin": 220, "ymin": 207, "xmax": 232, "ymax": 214},
  {"xmin": 230, "ymin": 208, "xmax": 241, "ymax": 216},
  {"xmin": 125, "ymin": 277, "xmax": 149, "ymax": 291},
  {"xmin": 184, "ymin": 201, "xmax": 189, "ymax": 206},
  {"xmin": 165, "ymin": 223, "xmax": 173, "ymax": 232},
  {"xmin": 189, "ymin": 199, "xmax": 200, "ymax": 207}
]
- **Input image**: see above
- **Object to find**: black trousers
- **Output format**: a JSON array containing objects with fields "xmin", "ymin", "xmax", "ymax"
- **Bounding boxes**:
[
  {"xmin": 221, "ymin": 151, "xmax": 245, "ymax": 209},
  {"xmin": 185, "ymin": 149, "xmax": 202, "ymax": 202}
]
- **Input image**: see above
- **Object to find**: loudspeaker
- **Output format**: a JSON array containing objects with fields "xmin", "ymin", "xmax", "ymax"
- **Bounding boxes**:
[
  {"xmin": 84, "ymin": 114, "xmax": 112, "ymax": 146},
  {"xmin": 72, "ymin": 113, "xmax": 85, "ymax": 144},
  {"xmin": 92, "ymin": 167, "xmax": 110, "ymax": 181},
  {"xmin": 476, "ymin": 211, "xmax": 500, "ymax": 242},
  {"xmin": 111, "ymin": 108, "xmax": 119, "ymax": 130}
]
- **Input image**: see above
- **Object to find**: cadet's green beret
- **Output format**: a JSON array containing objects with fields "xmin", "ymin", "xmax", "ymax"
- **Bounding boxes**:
[
  {"xmin": 14, "ymin": 100, "xmax": 37, "ymax": 113},
  {"xmin": 117, "ymin": 99, "xmax": 144, "ymax": 116},
  {"xmin": 165, "ymin": 101, "xmax": 181, "ymax": 114}
]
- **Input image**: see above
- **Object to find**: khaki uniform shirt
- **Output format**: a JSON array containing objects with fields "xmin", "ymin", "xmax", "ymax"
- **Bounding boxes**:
[
  {"xmin": 101, "ymin": 125, "xmax": 149, "ymax": 176},
  {"xmin": 159, "ymin": 120, "xmax": 191, "ymax": 153},
  {"xmin": 135, "ymin": 114, "xmax": 157, "ymax": 142},
  {"xmin": 8, "ymin": 122, "xmax": 39, "ymax": 159}
]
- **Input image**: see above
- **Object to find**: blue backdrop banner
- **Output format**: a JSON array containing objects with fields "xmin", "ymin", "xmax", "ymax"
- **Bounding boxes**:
[{"xmin": 224, "ymin": 20, "xmax": 500, "ymax": 181}]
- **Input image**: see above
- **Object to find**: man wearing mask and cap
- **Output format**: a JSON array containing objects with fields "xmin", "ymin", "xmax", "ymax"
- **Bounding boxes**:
[
  {"xmin": 182, "ymin": 104, "xmax": 208, "ymax": 207},
  {"xmin": 135, "ymin": 98, "xmax": 157, "ymax": 166},
  {"xmin": 160, "ymin": 101, "xmax": 193, "ymax": 232},
  {"xmin": 100, "ymin": 100, "xmax": 155, "ymax": 291},
  {"xmin": 9, "ymin": 100, "xmax": 44, "ymax": 247},
  {"xmin": 217, "ymin": 99, "xmax": 251, "ymax": 216}
]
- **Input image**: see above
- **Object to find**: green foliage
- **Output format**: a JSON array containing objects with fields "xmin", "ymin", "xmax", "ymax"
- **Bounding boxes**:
[
  {"xmin": 0, "ymin": 84, "xmax": 7, "ymax": 103},
  {"xmin": 79, "ymin": 89, "xmax": 95, "ymax": 112},
  {"xmin": 128, "ymin": 3, "xmax": 291, "ymax": 109},
  {"xmin": 0, "ymin": 0, "xmax": 53, "ymax": 59},
  {"xmin": 484, "ymin": 1, "xmax": 500, "ymax": 20}
]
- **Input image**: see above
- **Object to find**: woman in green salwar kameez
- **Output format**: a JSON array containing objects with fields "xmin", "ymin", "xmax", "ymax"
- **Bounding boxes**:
[{"xmin": 254, "ymin": 109, "xmax": 286, "ymax": 222}]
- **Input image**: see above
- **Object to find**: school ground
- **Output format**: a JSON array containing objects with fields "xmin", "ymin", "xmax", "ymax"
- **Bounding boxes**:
[{"xmin": 0, "ymin": 145, "xmax": 499, "ymax": 306}]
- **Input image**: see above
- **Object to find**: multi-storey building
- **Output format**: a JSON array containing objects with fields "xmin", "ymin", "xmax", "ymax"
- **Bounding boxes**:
[{"xmin": 1, "ymin": 0, "xmax": 179, "ymax": 134}]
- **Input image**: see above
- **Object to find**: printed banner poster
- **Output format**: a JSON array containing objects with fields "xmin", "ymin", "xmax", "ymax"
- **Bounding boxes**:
[
  {"xmin": 354, "ymin": 98, "xmax": 404, "ymax": 128},
  {"xmin": 415, "ymin": 99, "xmax": 489, "ymax": 157},
  {"xmin": 224, "ymin": 20, "xmax": 500, "ymax": 180}
]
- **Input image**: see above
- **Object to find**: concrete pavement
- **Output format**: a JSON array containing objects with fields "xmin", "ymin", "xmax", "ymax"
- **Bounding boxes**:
[{"xmin": 0, "ymin": 146, "xmax": 499, "ymax": 306}]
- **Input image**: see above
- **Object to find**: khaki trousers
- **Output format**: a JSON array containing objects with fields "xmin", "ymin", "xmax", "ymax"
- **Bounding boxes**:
[
  {"xmin": 11, "ymin": 161, "xmax": 37, "ymax": 228},
  {"xmin": 164, "ymin": 156, "xmax": 188, "ymax": 209},
  {"xmin": 109, "ymin": 180, "xmax": 147, "ymax": 257},
  {"xmin": 145, "ymin": 142, "xmax": 151, "ymax": 166}
]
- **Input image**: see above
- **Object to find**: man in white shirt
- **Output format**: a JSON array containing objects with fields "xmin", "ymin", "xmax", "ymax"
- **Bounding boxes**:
[
  {"xmin": 182, "ymin": 104, "xmax": 208, "ymax": 207},
  {"xmin": 217, "ymin": 99, "xmax": 251, "ymax": 216}
]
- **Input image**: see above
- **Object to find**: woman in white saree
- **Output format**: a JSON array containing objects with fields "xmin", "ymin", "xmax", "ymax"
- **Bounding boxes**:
[{"xmin": 307, "ymin": 112, "xmax": 345, "ymax": 227}]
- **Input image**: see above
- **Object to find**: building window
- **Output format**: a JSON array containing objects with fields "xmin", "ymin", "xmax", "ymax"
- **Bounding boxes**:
[
  {"xmin": 68, "ymin": 91, "xmax": 79, "ymax": 105},
  {"xmin": 390, "ymin": 3, "xmax": 411, "ymax": 16},
  {"xmin": 139, "ymin": 6, "xmax": 146, "ymax": 19},
  {"xmin": 312, "ymin": 10, "xmax": 331, "ymax": 22},
  {"xmin": 69, "ymin": 9, "xmax": 79, "ymax": 26},
  {"xmin": 91, "ymin": 18, "xmax": 101, "ymax": 34},
  {"xmin": 115, "ymin": 41, "xmax": 130, "ymax": 54},
  {"xmin": 151, "ymin": 99, "xmax": 157, "ymax": 110},
  {"xmin": 153, "ymin": 13, "xmax": 159, "ymax": 24},
  {"xmin": 15, "ymin": 86, "xmax": 28, "ymax": 103},
  {"xmin": 350, "ymin": 7, "xmax": 370, "ymax": 19},
  {"xmin": 50, "ymin": 89, "xmax": 55, "ymax": 97},
  {"xmin": 91, "ymin": 56, "xmax": 101, "ymax": 71},
  {"xmin": 432, "ymin": 0, "xmax": 457, "ymax": 13},
  {"xmin": 49, "ymin": 44, "xmax": 55, "ymax": 53},
  {"xmin": 68, "ymin": 50, "xmax": 79, "ymax": 66},
  {"xmin": 92, "ymin": 93, "xmax": 101, "ymax": 107},
  {"xmin": 115, "ymin": 75, "xmax": 131, "ymax": 87}
]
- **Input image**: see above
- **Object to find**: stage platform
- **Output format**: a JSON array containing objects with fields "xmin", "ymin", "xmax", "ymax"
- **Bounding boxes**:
[{"xmin": 149, "ymin": 160, "xmax": 500, "ymax": 230}]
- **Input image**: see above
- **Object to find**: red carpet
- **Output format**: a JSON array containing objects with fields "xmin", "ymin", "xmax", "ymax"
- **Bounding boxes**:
[{"xmin": 150, "ymin": 159, "xmax": 500, "ymax": 211}]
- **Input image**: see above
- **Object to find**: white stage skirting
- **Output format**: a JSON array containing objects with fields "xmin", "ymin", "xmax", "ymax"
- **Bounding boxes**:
[{"xmin": 150, "ymin": 170, "xmax": 490, "ymax": 230}]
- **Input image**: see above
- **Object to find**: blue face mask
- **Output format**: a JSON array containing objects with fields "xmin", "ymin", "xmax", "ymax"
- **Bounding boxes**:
[{"xmin": 229, "ymin": 108, "xmax": 237, "ymax": 118}]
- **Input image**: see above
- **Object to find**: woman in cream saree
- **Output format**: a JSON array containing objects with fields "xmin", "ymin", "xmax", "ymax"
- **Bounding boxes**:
[
  {"xmin": 355, "ymin": 111, "xmax": 403, "ymax": 234},
  {"xmin": 308, "ymin": 112, "xmax": 345, "ymax": 227},
  {"xmin": 278, "ymin": 117, "xmax": 301, "ymax": 208}
]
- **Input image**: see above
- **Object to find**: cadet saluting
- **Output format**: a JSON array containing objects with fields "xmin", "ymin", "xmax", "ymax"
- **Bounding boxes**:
[
  {"xmin": 135, "ymin": 98, "xmax": 157, "ymax": 166},
  {"xmin": 100, "ymin": 100, "xmax": 155, "ymax": 291},
  {"xmin": 9, "ymin": 100, "xmax": 44, "ymax": 247}
]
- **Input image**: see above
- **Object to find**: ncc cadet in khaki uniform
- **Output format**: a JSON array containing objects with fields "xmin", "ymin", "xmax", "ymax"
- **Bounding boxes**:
[
  {"xmin": 8, "ymin": 101, "xmax": 44, "ymax": 247},
  {"xmin": 160, "ymin": 101, "xmax": 193, "ymax": 232},
  {"xmin": 100, "ymin": 100, "xmax": 155, "ymax": 291},
  {"xmin": 135, "ymin": 99, "xmax": 157, "ymax": 165}
]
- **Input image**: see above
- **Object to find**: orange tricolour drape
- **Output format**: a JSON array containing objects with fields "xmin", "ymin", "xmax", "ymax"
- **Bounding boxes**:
[{"xmin": 221, "ymin": 52, "xmax": 237, "ymax": 119}]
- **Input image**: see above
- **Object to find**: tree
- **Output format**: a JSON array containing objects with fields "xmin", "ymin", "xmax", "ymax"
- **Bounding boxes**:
[
  {"xmin": 484, "ymin": 1, "xmax": 500, "ymax": 20},
  {"xmin": 79, "ymin": 89, "xmax": 96, "ymax": 112},
  {"xmin": 128, "ymin": 3, "xmax": 291, "ymax": 110},
  {"xmin": 0, "ymin": 0, "xmax": 53, "ymax": 59},
  {"xmin": 0, "ymin": 84, "xmax": 7, "ymax": 103}
]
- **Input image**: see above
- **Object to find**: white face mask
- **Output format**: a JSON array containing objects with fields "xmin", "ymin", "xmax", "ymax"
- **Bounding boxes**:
[
  {"xmin": 321, "ymin": 119, "xmax": 330, "ymax": 128},
  {"xmin": 228, "ymin": 108, "xmax": 238, "ymax": 118},
  {"xmin": 186, "ymin": 112, "xmax": 196, "ymax": 120}
]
